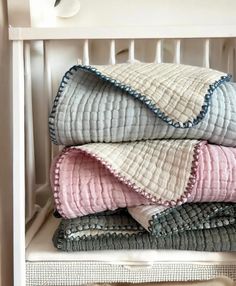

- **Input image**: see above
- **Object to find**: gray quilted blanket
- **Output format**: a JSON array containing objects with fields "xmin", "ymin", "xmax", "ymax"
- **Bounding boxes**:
[
  {"xmin": 49, "ymin": 63, "xmax": 236, "ymax": 146},
  {"xmin": 53, "ymin": 203, "xmax": 236, "ymax": 252}
]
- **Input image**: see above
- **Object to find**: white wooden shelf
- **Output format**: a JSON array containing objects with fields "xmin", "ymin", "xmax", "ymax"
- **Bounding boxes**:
[
  {"xmin": 9, "ymin": 24, "xmax": 236, "ymax": 285},
  {"xmin": 9, "ymin": 25, "xmax": 236, "ymax": 41}
]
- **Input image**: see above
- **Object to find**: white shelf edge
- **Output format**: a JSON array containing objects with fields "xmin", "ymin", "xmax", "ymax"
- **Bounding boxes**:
[{"xmin": 9, "ymin": 25, "xmax": 236, "ymax": 40}]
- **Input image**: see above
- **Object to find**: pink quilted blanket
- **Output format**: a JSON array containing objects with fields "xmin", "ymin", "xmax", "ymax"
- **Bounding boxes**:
[{"xmin": 51, "ymin": 140, "xmax": 236, "ymax": 218}]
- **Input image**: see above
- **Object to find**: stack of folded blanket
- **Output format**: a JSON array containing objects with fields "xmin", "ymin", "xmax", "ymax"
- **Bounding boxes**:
[{"xmin": 49, "ymin": 63, "xmax": 236, "ymax": 252}]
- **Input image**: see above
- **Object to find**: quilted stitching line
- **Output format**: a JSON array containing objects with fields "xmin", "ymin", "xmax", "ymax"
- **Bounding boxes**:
[{"xmin": 49, "ymin": 65, "xmax": 231, "ymax": 145}]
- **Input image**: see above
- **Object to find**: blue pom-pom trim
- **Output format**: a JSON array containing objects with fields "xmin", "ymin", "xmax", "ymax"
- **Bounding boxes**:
[{"xmin": 49, "ymin": 64, "xmax": 232, "ymax": 144}]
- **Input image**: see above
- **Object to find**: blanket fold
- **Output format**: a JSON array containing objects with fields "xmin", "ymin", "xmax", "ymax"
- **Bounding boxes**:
[
  {"xmin": 51, "ymin": 140, "xmax": 236, "ymax": 219},
  {"xmin": 128, "ymin": 203, "xmax": 236, "ymax": 236},
  {"xmin": 53, "ymin": 203, "xmax": 236, "ymax": 252},
  {"xmin": 49, "ymin": 63, "xmax": 236, "ymax": 146}
]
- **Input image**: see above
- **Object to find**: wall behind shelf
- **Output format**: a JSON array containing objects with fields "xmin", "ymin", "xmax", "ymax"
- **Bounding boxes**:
[
  {"xmin": 7, "ymin": 0, "xmax": 236, "ymax": 28},
  {"xmin": 0, "ymin": 0, "xmax": 12, "ymax": 286}
]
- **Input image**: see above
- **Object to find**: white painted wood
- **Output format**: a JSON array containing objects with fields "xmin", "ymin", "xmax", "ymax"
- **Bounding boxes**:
[
  {"xmin": 128, "ymin": 40, "xmax": 135, "ymax": 63},
  {"xmin": 9, "ymin": 26, "xmax": 236, "ymax": 40},
  {"xmin": 203, "ymin": 38, "xmax": 210, "ymax": 68},
  {"xmin": 43, "ymin": 40, "xmax": 59, "ymax": 171},
  {"xmin": 154, "ymin": 39, "xmax": 162, "ymax": 63},
  {"xmin": 28, "ymin": 0, "xmax": 236, "ymax": 29},
  {"xmin": 223, "ymin": 39, "xmax": 235, "ymax": 77},
  {"xmin": 109, "ymin": 40, "xmax": 116, "ymax": 64},
  {"xmin": 24, "ymin": 42, "xmax": 36, "ymax": 222},
  {"xmin": 174, "ymin": 39, "xmax": 181, "ymax": 64},
  {"xmin": 25, "ymin": 199, "xmax": 52, "ymax": 248},
  {"xmin": 43, "ymin": 40, "xmax": 54, "ymax": 179},
  {"xmin": 13, "ymin": 40, "xmax": 25, "ymax": 286},
  {"xmin": 9, "ymin": 21, "xmax": 236, "ymax": 286},
  {"xmin": 227, "ymin": 46, "xmax": 234, "ymax": 75},
  {"xmin": 83, "ymin": 39, "xmax": 89, "ymax": 65}
]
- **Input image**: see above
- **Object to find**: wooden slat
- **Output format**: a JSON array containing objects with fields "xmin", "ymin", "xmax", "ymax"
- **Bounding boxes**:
[
  {"xmin": 128, "ymin": 40, "xmax": 135, "ymax": 63},
  {"xmin": 13, "ymin": 40, "xmax": 25, "ymax": 286},
  {"xmin": 109, "ymin": 40, "xmax": 116, "ymax": 64},
  {"xmin": 24, "ymin": 41, "xmax": 36, "ymax": 222},
  {"xmin": 203, "ymin": 39, "xmax": 210, "ymax": 68},
  {"xmin": 154, "ymin": 39, "xmax": 162, "ymax": 63},
  {"xmin": 174, "ymin": 39, "xmax": 181, "ymax": 64},
  {"xmin": 83, "ymin": 39, "xmax": 89, "ymax": 65}
]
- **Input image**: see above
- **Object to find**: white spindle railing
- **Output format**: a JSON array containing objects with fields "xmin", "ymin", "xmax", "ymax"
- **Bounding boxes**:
[
  {"xmin": 109, "ymin": 40, "xmax": 116, "ymax": 65},
  {"xmin": 128, "ymin": 39, "xmax": 135, "ymax": 63},
  {"xmin": 174, "ymin": 39, "xmax": 181, "ymax": 64},
  {"xmin": 154, "ymin": 39, "xmax": 163, "ymax": 63},
  {"xmin": 13, "ymin": 39, "xmax": 26, "ymax": 286},
  {"xmin": 24, "ymin": 42, "xmax": 36, "ymax": 222},
  {"xmin": 43, "ymin": 40, "xmax": 54, "ymax": 183},
  {"xmin": 203, "ymin": 38, "xmax": 210, "ymax": 68},
  {"xmin": 83, "ymin": 39, "xmax": 90, "ymax": 65}
]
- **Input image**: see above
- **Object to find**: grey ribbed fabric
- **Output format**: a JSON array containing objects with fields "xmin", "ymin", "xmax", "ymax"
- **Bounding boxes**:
[
  {"xmin": 53, "ymin": 204, "xmax": 236, "ymax": 252},
  {"xmin": 49, "ymin": 64, "xmax": 236, "ymax": 146}
]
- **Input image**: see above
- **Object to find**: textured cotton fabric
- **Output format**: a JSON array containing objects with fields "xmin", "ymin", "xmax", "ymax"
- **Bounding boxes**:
[
  {"xmin": 51, "ymin": 140, "xmax": 236, "ymax": 218},
  {"xmin": 52, "ymin": 206, "xmax": 236, "ymax": 252},
  {"xmin": 128, "ymin": 203, "xmax": 236, "ymax": 236},
  {"xmin": 189, "ymin": 144, "xmax": 236, "ymax": 202},
  {"xmin": 49, "ymin": 63, "xmax": 236, "ymax": 146},
  {"xmin": 51, "ymin": 140, "xmax": 197, "ymax": 218}
]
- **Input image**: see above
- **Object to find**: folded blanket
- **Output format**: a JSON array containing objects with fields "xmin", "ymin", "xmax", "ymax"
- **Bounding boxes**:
[
  {"xmin": 128, "ymin": 202, "xmax": 236, "ymax": 236},
  {"xmin": 51, "ymin": 140, "xmax": 236, "ymax": 218},
  {"xmin": 53, "ymin": 204, "xmax": 236, "ymax": 252},
  {"xmin": 49, "ymin": 63, "xmax": 236, "ymax": 146}
]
